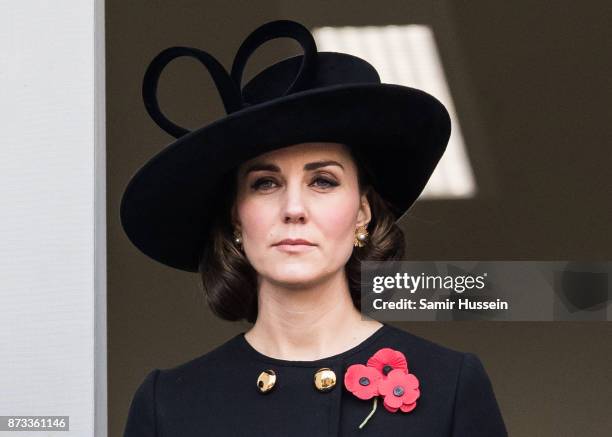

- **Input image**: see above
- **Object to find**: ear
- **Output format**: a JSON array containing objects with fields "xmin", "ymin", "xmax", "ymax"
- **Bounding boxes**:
[{"xmin": 357, "ymin": 192, "xmax": 371, "ymax": 227}]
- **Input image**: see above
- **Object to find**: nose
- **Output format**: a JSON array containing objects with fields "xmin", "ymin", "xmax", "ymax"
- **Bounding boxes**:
[{"xmin": 282, "ymin": 180, "xmax": 308, "ymax": 224}]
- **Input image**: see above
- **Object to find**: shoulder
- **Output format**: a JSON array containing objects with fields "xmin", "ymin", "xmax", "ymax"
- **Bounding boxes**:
[
  {"xmin": 156, "ymin": 333, "xmax": 244, "ymax": 384},
  {"xmin": 380, "ymin": 323, "xmax": 496, "ymax": 383},
  {"xmin": 128, "ymin": 333, "xmax": 238, "ymax": 387},
  {"xmin": 376, "ymin": 324, "xmax": 507, "ymax": 435},
  {"xmin": 374, "ymin": 324, "xmax": 494, "ymax": 402},
  {"xmin": 127, "ymin": 334, "xmax": 244, "ymax": 410},
  {"xmin": 123, "ymin": 335, "xmax": 244, "ymax": 436}
]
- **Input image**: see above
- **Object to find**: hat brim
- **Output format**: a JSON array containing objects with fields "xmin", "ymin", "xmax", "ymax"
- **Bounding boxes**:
[{"xmin": 120, "ymin": 82, "xmax": 451, "ymax": 272}]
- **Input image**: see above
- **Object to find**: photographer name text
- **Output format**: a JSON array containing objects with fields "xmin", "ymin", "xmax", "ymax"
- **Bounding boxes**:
[{"xmin": 370, "ymin": 273, "xmax": 509, "ymax": 311}]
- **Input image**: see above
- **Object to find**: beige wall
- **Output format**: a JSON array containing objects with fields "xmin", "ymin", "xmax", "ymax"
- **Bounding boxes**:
[{"xmin": 107, "ymin": 1, "xmax": 612, "ymax": 436}]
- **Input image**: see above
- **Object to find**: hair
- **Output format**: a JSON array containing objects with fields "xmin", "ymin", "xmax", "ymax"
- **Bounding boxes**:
[{"xmin": 197, "ymin": 144, "xmax": 405, "ymax": 323}]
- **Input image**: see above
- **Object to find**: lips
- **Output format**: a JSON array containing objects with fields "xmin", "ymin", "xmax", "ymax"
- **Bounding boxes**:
[
  {"xmin": 273, "ymin": 238, "xmax": 317, "ymax": 254},
  {"xmin": 273, "ymin": 238, "xmax": 315, "ymax": 246}
]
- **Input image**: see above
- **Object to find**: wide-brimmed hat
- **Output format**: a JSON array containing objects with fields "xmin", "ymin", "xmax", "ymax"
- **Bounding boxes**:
[{"xmin": 120, "ymin": 19, "xmax": 451, "ymax": 273}]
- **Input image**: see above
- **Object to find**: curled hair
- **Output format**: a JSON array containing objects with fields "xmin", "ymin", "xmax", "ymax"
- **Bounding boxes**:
[{"xmin": 198, "ymin": 145, "xmax": 405, "ymax": 323}]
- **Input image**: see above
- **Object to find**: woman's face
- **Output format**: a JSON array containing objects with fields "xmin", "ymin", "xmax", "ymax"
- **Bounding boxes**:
[{"xmin": 233, "ymin": 142, "xmax": 371, "ymax": 288}]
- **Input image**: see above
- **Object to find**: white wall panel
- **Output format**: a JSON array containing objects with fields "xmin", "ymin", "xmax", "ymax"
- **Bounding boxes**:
[{"xmin": 0, "ymin": 1, "xmax": 105, "ymax": 436}]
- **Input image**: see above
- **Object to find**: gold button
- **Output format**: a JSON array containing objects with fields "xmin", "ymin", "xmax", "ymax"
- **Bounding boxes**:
[
  {"xmin": 256, "ymin": 369, "xmax": 277, "ymax": 393},
  {"xmin": 314, "ymin": 367, "xmax": 336, "ymax": 392}
]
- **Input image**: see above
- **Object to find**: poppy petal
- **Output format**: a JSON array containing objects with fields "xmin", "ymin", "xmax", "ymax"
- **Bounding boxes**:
[
  {"xmin": 377, "ymin": 375, "xmax": 394, "ymax": 396},
  {"xmin": 383, "ymin": 400, "xmax": 399, "ymax": 413},
  {"xmin": 344, "ymin": 364, "xmax": 366, "ymax": 390},
  {"xmin": 344, "ymin": 364, "xmax": 382, "ymax": 400},
  {"xmin": 402, "ymin": 387, "xmax": 420, "ymax": 405},
  {"xmin": 383, "ymin": 392, "xmax": 404, "ymax": 409},
  {"xmin": 367, "ymin": 348, "xmax": 408, "ymax": 373},
  {"xmin": 404, "ymin": 372, "xmax": 419, "ymax": 389},
  {"xmin": 400, "ymin": 401, "xmax": 417, "ymax": 413}
]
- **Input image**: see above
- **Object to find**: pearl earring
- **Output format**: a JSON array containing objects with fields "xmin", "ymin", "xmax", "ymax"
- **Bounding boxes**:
[
  {"xmin": 354, "ymin": 224, "xmax": 369, "ymax": 247},
  {"xmin": 233, "ymin": 229, "xmax": 242, "ymax": 246}
]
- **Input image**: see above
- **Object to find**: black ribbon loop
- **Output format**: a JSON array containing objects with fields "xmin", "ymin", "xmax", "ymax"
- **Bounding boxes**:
[
  {"xmin": 230, "ymin": 20, "xmax": 318, "ymax": 104},
  {"xmin": 142, "ymin": 46, "xmax": 243, "ymax": 138}
]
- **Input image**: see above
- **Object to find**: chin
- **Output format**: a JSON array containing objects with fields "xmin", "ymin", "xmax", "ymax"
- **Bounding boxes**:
[{"xmin": 266, "ymin": 265, "xmax": 324, "ymax": 285}]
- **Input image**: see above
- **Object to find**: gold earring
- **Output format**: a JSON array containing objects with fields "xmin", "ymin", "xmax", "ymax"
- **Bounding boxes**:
[
  {"xmin": 354, "ymin": 224, "xmax": 369, "ymax": 247},
  {"xmin": 233, "ymin": 229, "xmax": 243, "ymax": 247}
]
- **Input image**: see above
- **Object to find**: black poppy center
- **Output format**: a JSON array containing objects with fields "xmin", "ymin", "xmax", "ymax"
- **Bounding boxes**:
[
  {"xmin": 393, "ymin": 386, "xmax": 405, "ymax": 397},
  {"xmin": 383, "ymin": 365, "xmax": 393, "ymax": 375},
  {"xmin": 359, "ymin": 376, "xmax": 370, "ymax": 386}
]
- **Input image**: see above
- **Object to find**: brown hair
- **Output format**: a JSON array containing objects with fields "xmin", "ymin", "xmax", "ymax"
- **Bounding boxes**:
[{"xmin": 197, "ymin": 145, "xmax": 405, "ymax": 323}]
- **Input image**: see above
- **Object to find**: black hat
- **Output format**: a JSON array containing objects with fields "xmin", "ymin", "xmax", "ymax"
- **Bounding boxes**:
[{"xmin": 120, "ymin": 19, "xmax": 451, "ymax": 273}]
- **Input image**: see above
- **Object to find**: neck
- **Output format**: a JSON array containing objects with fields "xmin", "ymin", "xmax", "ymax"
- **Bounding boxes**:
[{"xmin": 244, "ymin": 270, "xmax": 383, "ymax": 361}]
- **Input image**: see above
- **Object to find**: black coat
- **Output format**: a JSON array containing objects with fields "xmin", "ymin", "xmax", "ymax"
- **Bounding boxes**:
[{"xmin": 123, "ymin": 323, "xmax": 507, "ymax": 436}]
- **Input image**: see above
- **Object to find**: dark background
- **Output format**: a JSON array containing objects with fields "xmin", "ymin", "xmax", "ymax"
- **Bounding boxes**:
[{"xmin": 107, "ymin": 1, "xmax": 612, "ymax": 436}]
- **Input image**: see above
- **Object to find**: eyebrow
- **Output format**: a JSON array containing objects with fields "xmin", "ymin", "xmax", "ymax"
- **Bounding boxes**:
[{"xmin": 242, "ymin": 160, "xmax": 345, "ymax": 176}]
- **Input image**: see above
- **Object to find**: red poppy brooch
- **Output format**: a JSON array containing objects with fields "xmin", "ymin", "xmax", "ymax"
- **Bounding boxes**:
[{"xmin": 344, "ymin": 348, "xmax": 420, "ymax": 429}]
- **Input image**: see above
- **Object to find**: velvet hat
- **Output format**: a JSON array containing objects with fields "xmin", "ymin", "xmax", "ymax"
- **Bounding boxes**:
[{"xmin": 120, "ymin": 19, "xmax": 451, "ymax": 272}]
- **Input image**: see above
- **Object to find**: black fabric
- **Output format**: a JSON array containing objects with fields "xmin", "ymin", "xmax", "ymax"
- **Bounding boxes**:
[
  {"xmin": 123, "ymin": 324, "xmax": 507, "ymax": 436},
  {"xmin": 231, "ymin": 20, "xmax": 318, "ymax": 97}
]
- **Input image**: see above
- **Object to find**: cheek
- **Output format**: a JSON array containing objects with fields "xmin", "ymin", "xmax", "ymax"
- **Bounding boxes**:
[
  {"xmin": 238, "ymin": 199, "xmax": 274, "ymax": 240},
  {"xmin": 315, "ymin": 197, "xmax": 358, "ymax": 241}
]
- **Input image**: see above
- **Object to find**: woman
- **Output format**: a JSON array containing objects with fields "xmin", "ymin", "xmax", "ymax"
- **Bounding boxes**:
[{"xmin": 120, "ymin": 19, "xmax": 507, "ymax": 436}]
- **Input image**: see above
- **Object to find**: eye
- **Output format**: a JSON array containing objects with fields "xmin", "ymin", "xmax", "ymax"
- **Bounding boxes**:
[
  {"xmin": 311, "ymin": 176, "xmax": 339, "ymax": 189},
  {"xmin": 251, "ymin": 177, "xmax": 278, "ymax": 191}
]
